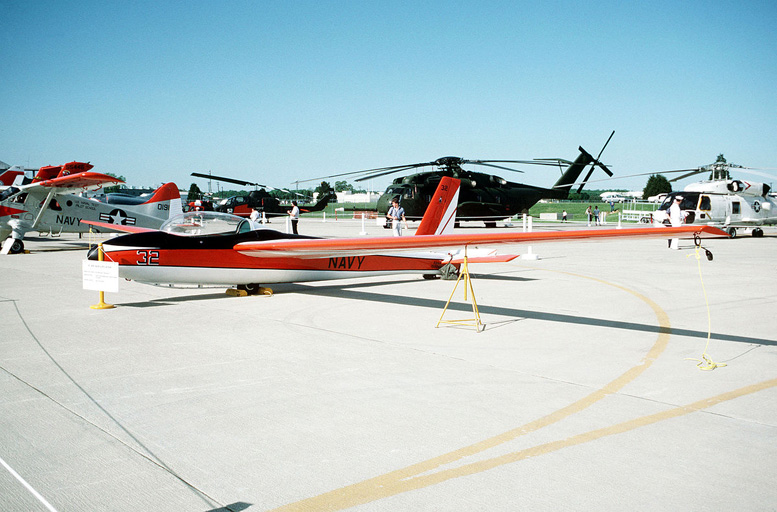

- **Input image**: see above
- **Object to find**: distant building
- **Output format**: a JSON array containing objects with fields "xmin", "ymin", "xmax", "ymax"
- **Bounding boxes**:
[{"xmin": 310, "ymin": 191, "xmax": 381, "ymax": 203}]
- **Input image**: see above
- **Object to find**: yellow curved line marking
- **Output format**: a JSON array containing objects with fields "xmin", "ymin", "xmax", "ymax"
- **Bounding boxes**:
[
  {"xmin": 273, "ymin": 378, "xmax": 777, "ymax": 511},
  {"xmin": 268, "ymin": 270, "xmax": 703, "ymax": 511}
]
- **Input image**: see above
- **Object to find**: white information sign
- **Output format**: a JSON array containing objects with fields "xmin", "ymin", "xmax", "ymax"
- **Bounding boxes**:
[{"xmin": 82, "ymin": 260, "xmax": 119, "ymax": 293}]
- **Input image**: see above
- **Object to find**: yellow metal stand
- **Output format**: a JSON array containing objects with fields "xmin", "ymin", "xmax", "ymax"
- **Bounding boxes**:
[
  {"xmin": 436, "ymin": 252, "xmax": 483, "ymax": 332},
  {"xmin": 90, "ymin": 243, "xmax": 115, "ymax": 310}
]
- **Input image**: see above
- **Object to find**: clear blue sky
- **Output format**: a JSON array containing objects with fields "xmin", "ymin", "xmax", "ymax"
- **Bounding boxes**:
[{"xmin": 2, "ymin": 0, "xmax": 775, "ymax": 192}]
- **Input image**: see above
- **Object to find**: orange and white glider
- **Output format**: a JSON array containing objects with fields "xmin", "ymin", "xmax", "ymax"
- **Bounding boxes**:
[{"xmin": 88, "ymin": 176, "xmax": 728, "ymax": 293}]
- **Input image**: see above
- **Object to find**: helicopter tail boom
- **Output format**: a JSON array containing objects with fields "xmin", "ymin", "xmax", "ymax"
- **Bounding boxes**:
[{"xmin": 549, "ymin": 148, "xmax": 596, "ymax": 197}]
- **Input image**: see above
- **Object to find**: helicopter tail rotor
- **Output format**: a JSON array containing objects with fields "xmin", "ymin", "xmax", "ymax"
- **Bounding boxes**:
[{"xmin": 576, "ymin": 130, "xmax": 615, "ymax": 194}]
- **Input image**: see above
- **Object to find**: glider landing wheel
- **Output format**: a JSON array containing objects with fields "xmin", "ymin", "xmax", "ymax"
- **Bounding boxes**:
[{"xmin": 240, "ymin": 283, "xmax": 273, "ymax": 296}]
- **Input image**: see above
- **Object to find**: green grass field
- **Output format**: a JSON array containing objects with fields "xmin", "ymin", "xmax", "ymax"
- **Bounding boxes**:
[{"xmin": 308, "ymin": 200, "xmax": 656, "ymax": 223}]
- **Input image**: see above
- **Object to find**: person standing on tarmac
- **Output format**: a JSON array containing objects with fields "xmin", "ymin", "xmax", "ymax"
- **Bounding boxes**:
[
  {"xmin": 249, "ymin": 207, "xmax": 260, "ymax": 228},
  {"xmin": 668, "ymin": 195, "xmax": 686, "ymax": 249},
  {"xmin": 386, "ymin": 198, "xmax": 407, "ymax": 236},
  {"xmin": 288, "ymin": 201, "xmax": 300, "ymax": 235}
]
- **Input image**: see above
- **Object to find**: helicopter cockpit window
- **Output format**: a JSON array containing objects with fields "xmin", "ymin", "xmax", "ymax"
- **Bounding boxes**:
[
  {"xmin": 658, "ymin": 195, "xmax": 674, "ymax": 210},
  {"xmin": 679, "ymin": 193, "xmax": 699, "ymax": 210},
  {"xmin": 658, "ymin": 192, "xmax": 699, "ymax": 211},
  {"xmin": 700, "ymin": 195, "xmax": 711, "ymax": 210}
]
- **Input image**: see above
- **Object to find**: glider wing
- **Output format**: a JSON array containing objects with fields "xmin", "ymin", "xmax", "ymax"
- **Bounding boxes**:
[{"xmin": 235, "ymin": 225, "xmax": 729, "ymax": 258}]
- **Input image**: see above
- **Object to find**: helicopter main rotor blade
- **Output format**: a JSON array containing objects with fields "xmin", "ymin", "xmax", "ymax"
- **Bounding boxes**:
[
  {"xmin": 668, "ymin": 169, "xmax": 704, "ymax": 182},
  {"xmin": 191, "ymin": 172, "xmax": 268, "ymax": 188},
  {"xmin": 295, "ymin": 162, "xmax": 435, "ymax": 184},
  {"xmin": 469, "ymin": 162, "xmax": 525, "ymax": 173},
  {"xmin": 354, "ymin": 165, "xmax": 427, "ymax": 182},
  {"xmin": 555, "ymin": 167, "xmax": 701, "ymax": 189}
]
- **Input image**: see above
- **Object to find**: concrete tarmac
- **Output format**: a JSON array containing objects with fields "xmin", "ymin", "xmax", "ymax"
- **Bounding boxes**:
[{"xmin": 1, "ymin": 218, "xmax": 776, "ymax": 511}]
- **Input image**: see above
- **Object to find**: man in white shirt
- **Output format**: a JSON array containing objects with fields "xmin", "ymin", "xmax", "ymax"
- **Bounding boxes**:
[
  {"xmin": 668, "ymin": 195, "xmax": 686, "ymax": 249},
  {"xmin": 386, "ymin": 199, "xmax": 406, "ymax": 236},
  {"xmin": 249, "ymin": 207, "xmax": 260, "ymax": 228},
  {"xmin": 288, "ymin": 201, "xmax": 300, "ymax": 234}
]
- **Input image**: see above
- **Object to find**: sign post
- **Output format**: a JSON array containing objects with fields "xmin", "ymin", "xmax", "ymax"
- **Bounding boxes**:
[{"xmin": 83, "ymin": 244, "xmax": 117, "ymax": 309}]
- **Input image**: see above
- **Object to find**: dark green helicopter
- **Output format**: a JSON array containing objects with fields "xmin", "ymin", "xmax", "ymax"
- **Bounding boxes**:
[
  {"xmin": 332, "ymin": 134, "xmax": 615, "ymax": 227},
  {"xmin": 190, "ymin": 172, "xmax": 336, "ymax": 218}
]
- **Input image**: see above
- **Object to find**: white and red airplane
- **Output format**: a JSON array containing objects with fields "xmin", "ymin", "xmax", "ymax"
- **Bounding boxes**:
[
  {"xmin": 0, "ymin": 161, "xmax": 182, "ymax": 254},
  {"xmin": 85, "ymin": 177, "xmax": 729, "ymax": 294}
]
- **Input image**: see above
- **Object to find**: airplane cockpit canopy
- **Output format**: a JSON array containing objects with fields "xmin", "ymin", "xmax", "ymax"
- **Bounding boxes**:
[{"xmin": 160, "ymin": 211, "xmax": 253, "ymax": 236}]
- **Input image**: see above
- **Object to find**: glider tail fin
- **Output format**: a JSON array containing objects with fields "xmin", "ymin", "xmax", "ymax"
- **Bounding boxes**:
[{"xmin": 415, "ymin": 177, "xmax": 460, "ymax": 236}]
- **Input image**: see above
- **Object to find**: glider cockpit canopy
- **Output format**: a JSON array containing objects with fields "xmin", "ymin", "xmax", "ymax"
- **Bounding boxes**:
[{"xmin": 160, "ymin": 211, "xmax": 253, "ymax": 236}]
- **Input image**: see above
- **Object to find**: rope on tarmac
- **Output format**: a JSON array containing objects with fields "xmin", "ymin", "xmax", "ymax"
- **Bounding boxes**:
[{"xmin": 685, "ymin": 244, "xmax": 727, "ymax": 371}]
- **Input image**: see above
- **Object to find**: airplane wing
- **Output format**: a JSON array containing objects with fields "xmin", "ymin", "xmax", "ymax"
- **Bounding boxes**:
[
  {"xmin": 80, "ymin": 219, "xmax": 157, "ymax": 234},
  {"xmin": 22, "ymin": 171, "xmax": 123, "ymax": 195},
  {"xmin": 235, "ymin": 225, "xmax": 729, "ymax": 258}
]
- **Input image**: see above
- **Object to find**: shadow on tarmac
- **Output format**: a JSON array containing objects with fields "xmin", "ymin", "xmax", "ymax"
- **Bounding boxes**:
[
  {"xmin": 285, "ymin": 281, "xmax": 777, "ymax": 347},
  {"xmin": 115, "ymin": 277, "xmax": 775, "ymax": 346}
]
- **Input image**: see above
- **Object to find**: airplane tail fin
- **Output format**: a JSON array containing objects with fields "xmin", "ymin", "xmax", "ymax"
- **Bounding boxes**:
[
  {"xmin": 0, "ymin": 168, "xmax": 25, "ymax": 186},
  {"xmin": 143, "ymin": 183, "xmax": 182, "ymax": 220},
  {"xmin": 112, "ymin": 183, "xmax": 181, "ymax": 220},
  {"xmin": 415, "ymin": 176, "xmax": 460, "ymax": 235}
]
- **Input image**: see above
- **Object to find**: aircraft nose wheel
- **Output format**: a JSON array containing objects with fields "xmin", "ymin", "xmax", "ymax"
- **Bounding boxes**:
[{"xmin": 3, "ymin": 238, "xmax": 24, "ymax": 254}]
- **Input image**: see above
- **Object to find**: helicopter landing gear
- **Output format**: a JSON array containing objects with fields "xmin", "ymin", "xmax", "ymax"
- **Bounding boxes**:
[
  {"xmin": 727, "ymin": 227, "xmax": 737, "ymax": 238},
  {"xmin": 752, "ymin": 228, "xmax": 764, "ymax": 237}
]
